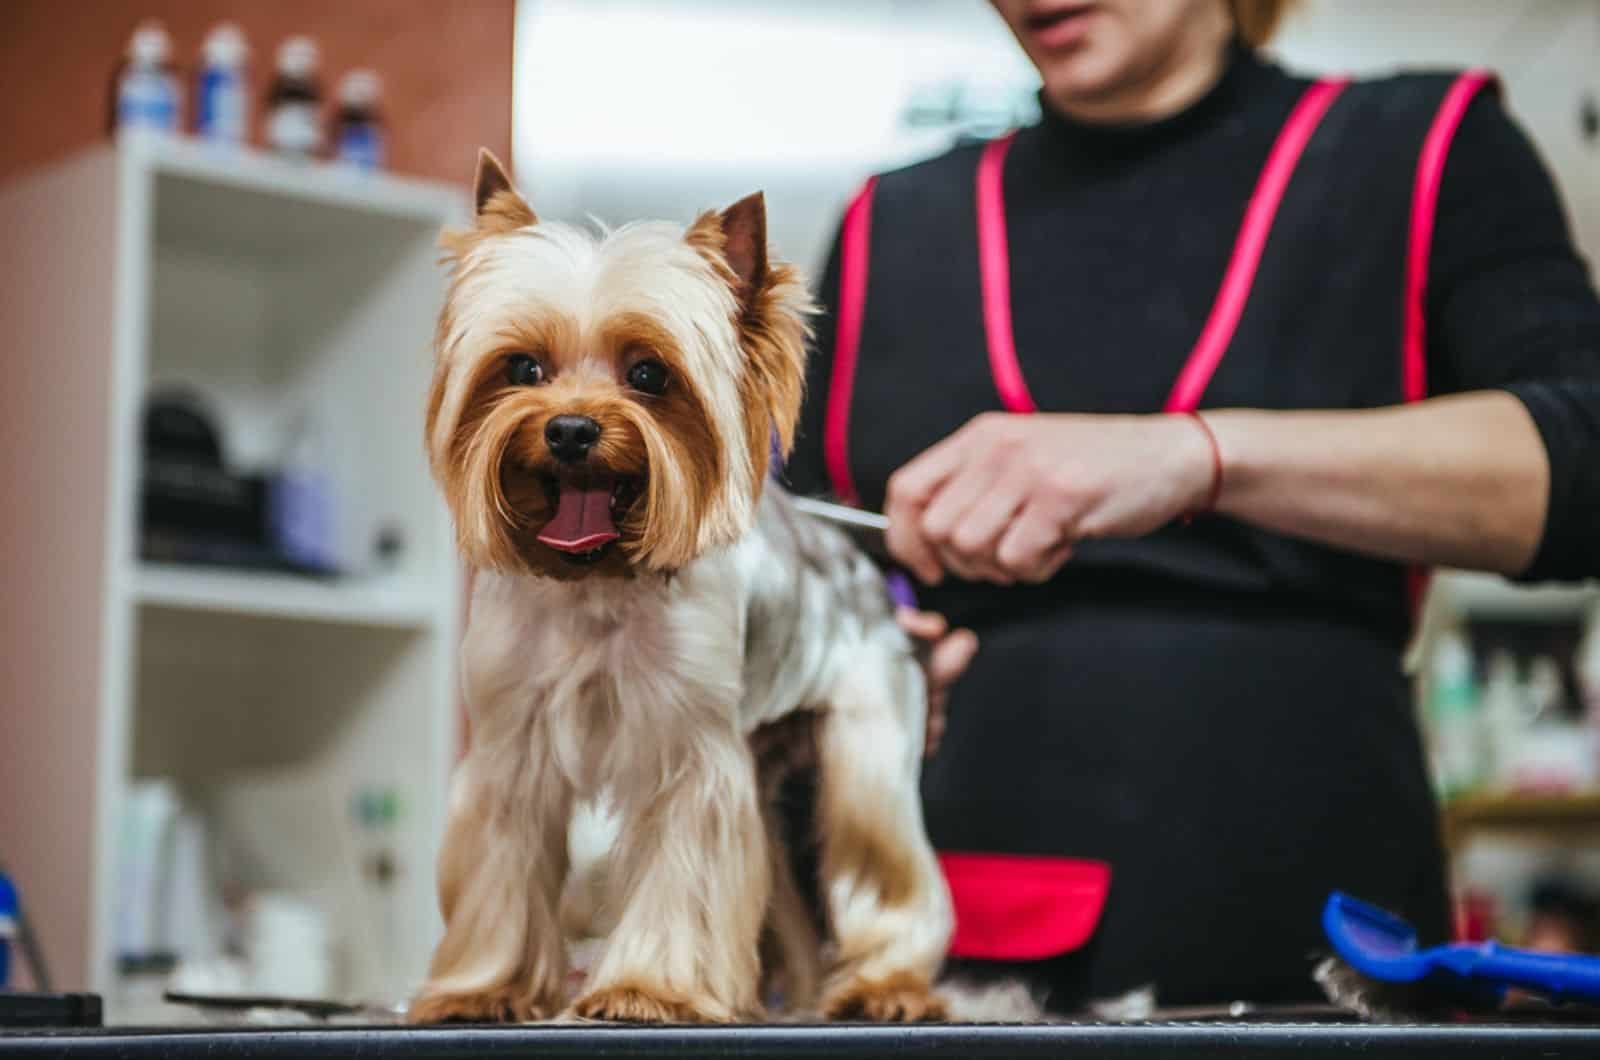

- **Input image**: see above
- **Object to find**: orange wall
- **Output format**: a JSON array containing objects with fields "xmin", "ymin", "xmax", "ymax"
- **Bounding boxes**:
[{"xmin": 0, "ymin": 0, "xmax": 514, "ymax": 186}]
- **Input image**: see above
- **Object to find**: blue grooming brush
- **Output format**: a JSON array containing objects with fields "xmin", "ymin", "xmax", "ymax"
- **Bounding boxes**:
[{"xmin": 1324, "ymin": 891, "xmax": 1600, "ymax": 1006}]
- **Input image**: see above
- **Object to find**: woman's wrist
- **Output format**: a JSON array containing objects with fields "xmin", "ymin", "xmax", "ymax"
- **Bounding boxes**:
[
  {"xmin": 1180, "ymin": 399, "xmax": 1546, "ymax": 574},
  {"xmin": 1179, "ymin": 412, "xmax": 1223, "ymax": 519},
  {"xmin": 1191, "ymin": 408, "xmax": 1257, "ymax": 516}
]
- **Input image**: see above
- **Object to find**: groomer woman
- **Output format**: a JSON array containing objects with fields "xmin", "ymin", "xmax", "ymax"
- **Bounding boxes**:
[{"xmin": 784, "ymin": 0, "xmax": 1600, "ymax": 1008}]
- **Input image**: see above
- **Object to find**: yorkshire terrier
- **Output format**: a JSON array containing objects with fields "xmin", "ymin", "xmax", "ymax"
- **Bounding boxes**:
[{"xmin": 408, "ymin": 151, "xmax": 953, "ymax": 1024}]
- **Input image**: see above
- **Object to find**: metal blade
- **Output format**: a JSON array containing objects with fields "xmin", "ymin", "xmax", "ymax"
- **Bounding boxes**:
[{"xmin": 789, "ymin": 496, "xmax": 891, "ymax": 558}]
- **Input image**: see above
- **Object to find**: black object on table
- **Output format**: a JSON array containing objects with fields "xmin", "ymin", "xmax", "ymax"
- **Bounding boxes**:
[
  {"xmin": 7, "ymin": 1019, "xmax": 1600, "ymax": 1058},
  {"xmin": 0, "ymin": 992, "xmax": 102, "ymax": 1029}
]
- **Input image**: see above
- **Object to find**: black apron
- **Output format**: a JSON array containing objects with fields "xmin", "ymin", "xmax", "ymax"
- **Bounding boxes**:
[{"xmin": 819, "ymin": 70, "xmax": 1495, "ymax": 1005}]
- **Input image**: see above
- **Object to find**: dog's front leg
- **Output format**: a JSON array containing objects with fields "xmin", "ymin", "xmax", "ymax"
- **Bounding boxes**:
[
  {"xmin": 409, "ymin": 741, "xmax": 572, "ymax": 1023},
  {"xmin": 571, "ymin": 731, "xmax": 770, "ymax": 1023}
]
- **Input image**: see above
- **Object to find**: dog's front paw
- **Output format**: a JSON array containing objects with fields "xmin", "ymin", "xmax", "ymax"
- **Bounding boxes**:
[
  {"xmin": 823, "ymin": 972, "xmax": 947, "ymax": 1022},
  {"xmin": 407, "ymin": 985, "xmax": 554, "ymax": 1024},
  {"xmin": 569, "ymin": 982, "xmax": 732, "ymax": 1024}
]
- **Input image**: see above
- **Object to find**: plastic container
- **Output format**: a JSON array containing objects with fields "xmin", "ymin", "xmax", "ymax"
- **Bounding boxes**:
[
  {"xmin": 1426, "ymin": 630, "xmax": 1482, "ymax": 798},
  {"xmin": 196, "ymin": 23, "xmax": 249, "ymax": 146},
  {"xmin": 246, "ymin": 893, "xmax": 329, "ymax": 998},
  {"xmin": 268, "ymin": 409, "xmax": 340, "ymax": 574},
  {"xmin": 1578, "ymin": 616, "xmax": 1600, "ymax": 778},
  {"xmin": 332, "ymin": 70, "xmax": 386, "ymax": 171},
  {"xmin": 1480, "ymin": 651, "xmax": 1530, "ymax": 789},
  {"xmin": 115, "ymin": 780, "xmax": 180, "ymax": 963},
  {"xmin": 265, "ymin": 37, "xmax": 323, "ymax": 158},
  {"xmin": 115, "ymin": 21, "xmax": 181, "ymax": 137},
  {"xmin": 0, "ymin": 871, "xmax": 16, "ymax": 987}
]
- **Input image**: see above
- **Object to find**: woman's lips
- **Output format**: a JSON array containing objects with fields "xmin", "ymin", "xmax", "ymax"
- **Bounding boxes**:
[{"xmin": 1026, "ymin": 3, "xmax": 1098, "ymax": 49}]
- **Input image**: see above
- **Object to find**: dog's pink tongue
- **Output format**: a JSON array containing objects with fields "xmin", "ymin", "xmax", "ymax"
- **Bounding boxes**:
[{"xmin": 538, "ymin": 484, "xmax": 619, "ymax": 553}]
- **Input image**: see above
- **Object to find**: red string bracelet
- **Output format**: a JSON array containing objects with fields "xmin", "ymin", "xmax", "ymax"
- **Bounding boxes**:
[{"xmin": 1181, "ymin": 411, "xmax": 1223, "ymax": 524}]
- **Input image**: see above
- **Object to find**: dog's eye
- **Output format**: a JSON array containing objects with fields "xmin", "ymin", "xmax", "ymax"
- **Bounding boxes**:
[
  {"xmin": 626, "ymin": 359, "xmax": 669, "ymax": 396},
  {"xmin": 506, "ymin": 354, "xmax": 544, "ymax": 386}
]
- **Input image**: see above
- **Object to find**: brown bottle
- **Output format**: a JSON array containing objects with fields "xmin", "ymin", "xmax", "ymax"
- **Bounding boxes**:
[{"xmin": 265, "ymin": 36, "xmax": 322, "ymax": 158}]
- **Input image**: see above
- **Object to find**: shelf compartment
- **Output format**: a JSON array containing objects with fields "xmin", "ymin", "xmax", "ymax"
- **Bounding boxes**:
[
  {"xmin": 1430, "ymin": 571, "xmax": 1599, "ymax": 622},
  {"xmin": 132, "ymin": 564, "xmax": 443, "ymax": 630},
  {"xmin": 134, "ymin": 134, "xmax": 459, "ymax": 263},
  {"xmin": 1443, "ymin": 791, "xmax": 1600, "ymax": 850}
]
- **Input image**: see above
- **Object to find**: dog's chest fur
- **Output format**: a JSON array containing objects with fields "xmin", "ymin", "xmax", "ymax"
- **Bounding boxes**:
[{"xmin": 461, "ymin": 488, "xmax": 905, "ymax": 795}]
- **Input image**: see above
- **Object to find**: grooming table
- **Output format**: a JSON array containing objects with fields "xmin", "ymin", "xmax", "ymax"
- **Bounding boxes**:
[{"xmin": 10, "ymin": 1018, "xmax": 1600, "ymax": 1058}]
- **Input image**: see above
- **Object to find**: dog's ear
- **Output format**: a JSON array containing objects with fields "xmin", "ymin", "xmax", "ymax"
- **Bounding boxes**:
[
  {"xmin": 441, "ymin": 149, "xmax": 536, "ymax": 262},
  {"xmin": 717, "ymin": 192, "xmax": 768, "ymax": 295},
  {"xmin": 686, "ymin": 191, "xmax": 768, "ymax": 302},
  {"xmin": 689, "ymin": 192, "xmax": 813, "ymax": 479},
  {"xmin": 472, "ymin": 148, "xmax": 536, "ymax": 232}
]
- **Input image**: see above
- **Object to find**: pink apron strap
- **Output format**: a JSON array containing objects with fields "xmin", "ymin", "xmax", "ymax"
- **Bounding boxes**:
[
  {"xmin": 823, "ymin": 177, "xmax": 879, "ymax": 506},
  {"xmin": 1163, "ymin": 77, "xmax": 1350, "ymax": 412},
  {"xmin": 975, "ymin": 133, "xmax": 1036, "ymax": 413},
  {"xmin": 1403, "ymin": 69, "xmax": 1496, "ymax": 403},
  {"xmin": 1401, "ymin": 69, "xmax": 1498, "ymax": 614},
  {"xmin": 972, "ymin": 79, "xmax": 1350, "ymax": 417}
]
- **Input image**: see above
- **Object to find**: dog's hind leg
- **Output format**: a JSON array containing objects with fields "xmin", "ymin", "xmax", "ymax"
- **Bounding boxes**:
[
  {"xmin": 408, "ymin": 744, "xmax": 572, "ymax": 1024},
  {"xmin": 759, "ymin": 797, "xmax": 824, "ymax": 1014},
  {"xmin": 814, "ymin": 640, "xmax": 954, "ymax": 1022}
]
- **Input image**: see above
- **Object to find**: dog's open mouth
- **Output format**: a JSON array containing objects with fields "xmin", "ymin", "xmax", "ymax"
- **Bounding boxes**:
[{"xmin": 536, "ymin": 473, "xmax": 642, "ymax": 564}]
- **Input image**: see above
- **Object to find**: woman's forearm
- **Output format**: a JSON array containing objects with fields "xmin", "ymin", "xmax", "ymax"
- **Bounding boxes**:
[{"xmin": 1205, "ymin": 392, "xmax": 1549, "ymax": 575}]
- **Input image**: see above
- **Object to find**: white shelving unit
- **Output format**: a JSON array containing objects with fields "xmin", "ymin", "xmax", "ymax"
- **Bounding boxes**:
[
  {"xmin": 0, "ymin": 136, "xmax": 465, "ymax": 1012},
  {"xmin": 1428, "ymin": 571, "xmax": 1600, "ymax": 624}
]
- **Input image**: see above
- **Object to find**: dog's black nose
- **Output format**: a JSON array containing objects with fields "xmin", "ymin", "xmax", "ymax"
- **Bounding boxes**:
[{"xmin": 545, "ymin": 415, "xmax": 601, "ymax": 463}]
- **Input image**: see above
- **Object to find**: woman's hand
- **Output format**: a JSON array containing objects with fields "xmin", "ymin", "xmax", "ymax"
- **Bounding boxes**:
[
  {"xmin": 884, "ymin": 412, "xmax": 1214, "ymax": 585},
  {"xmin": 896, "ymin": 608, "xmax": 978, "ymax": 757}
]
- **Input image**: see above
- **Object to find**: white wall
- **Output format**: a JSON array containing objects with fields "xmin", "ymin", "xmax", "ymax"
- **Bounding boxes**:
[
  {"xmin": 513, "ymin": 0, "xmax": 1037, "ymax": 275},
  {"xmin": 513, "ymin": 0, "xmax": 1600, "ymax": 282},
  {"xmin": 1273, "ymin": 0, "xmax": 1600, "ymax": 262}
]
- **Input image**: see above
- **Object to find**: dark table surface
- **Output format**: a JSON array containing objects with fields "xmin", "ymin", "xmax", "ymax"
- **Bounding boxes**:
[{"xmin": 9, "ymin": 1020, "xmax": 1600, "ymax": 1058}]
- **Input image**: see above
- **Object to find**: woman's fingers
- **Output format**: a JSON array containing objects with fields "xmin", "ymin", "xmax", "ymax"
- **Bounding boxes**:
[
  {"xmin": 895, "ymin": 607, "xmax": 979, "ymax": 756},
  {"xmin": 895, "ymin": 606, "xmax": 948, "ymax": 642},
  {"xmin": 997, "ymin": 504, "xmax": 1075, "ymax": 582},
  {"xmin": 885, "ymin": 461, "xmax": 948, "ymax": 585},
  {"xmin": 935, "ymin": 547, "xmax": 989, "ymax": 585},
  {"xmin": 920, "ymin": 456, "xmax": 1004, "ymax": 543},
  {"xmin": 929, "ymin": 626, "xmax": 980, "ymax": 692},
  {"xmin": 885, "ymin": 416, "xmax": 1008, "ymax": 585},
  {"xmin": 885, "ymin": 516, "xmax": 944, "ymax": 586},
  {"xmin": 930, "ymin": 464, "xmax": 1031, "ymax": 584},
  {"xmin": 924, "ymin": 626, "xmax": 978, "ymax": 757}
]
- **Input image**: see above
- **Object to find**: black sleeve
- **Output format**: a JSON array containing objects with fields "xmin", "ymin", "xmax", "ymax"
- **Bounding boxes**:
[
  {"xmin": 782, "ymin": 224, "xmax": 845, "ymax": 500},
  {"xmin": 1427, "ymin": 90, "xmax": 1600, "ymax": 583}
]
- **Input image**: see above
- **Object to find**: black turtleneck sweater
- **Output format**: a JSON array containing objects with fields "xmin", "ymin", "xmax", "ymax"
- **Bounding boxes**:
[
  {"xmin": 781, "ymin": 45, "xmax": 1600, "ymax": 1008},
  {"xmin": 790, "ymin": 46, "xmax": 1600, "ymax": 582}
]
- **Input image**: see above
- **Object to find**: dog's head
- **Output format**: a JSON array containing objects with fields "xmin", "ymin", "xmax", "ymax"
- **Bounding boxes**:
[{"xmin": 427, "ymin": 151, "xmax": 813, "ymax": 579}]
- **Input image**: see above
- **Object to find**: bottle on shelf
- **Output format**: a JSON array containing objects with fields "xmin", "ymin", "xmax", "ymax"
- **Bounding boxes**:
[
  {"xmin": 1480, "ymin": 651, "xmax": 1531, "ymax": 790},
  {"xmin": 352, "ymin": 785, "xmax": 403, "ymax": 996},
  {"xmin": 196, "ymin": 23, "xmax": 249, "ymax": 147},
  {"xmin": 332, "ymin": 70, "xmax": 387, "ymax": 172},
  {"xmin": 1514, "ymin": 655, "xmax": 1594, "ymax": 793},
  {"xmin": 1581, "ymin": 615, "xmax": 1600, "ymax": 783},
  {"xmin": 0, "ymin": 871, "xmax": 15, "ymax": 987},
  {"xmin": 269, "ymin": 408, "xmax": 340, "ymax": 575},
  {"xmin": 264, "ymin": 36, "xmax": 323, "ymax": 159},
  {"xmin": 115, "ymin": 21, "xmax": 182, "ymax": 138},
  {"xmin": 1427, "ymin": 629, "xmax": 1483, "ymax": 799}
]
